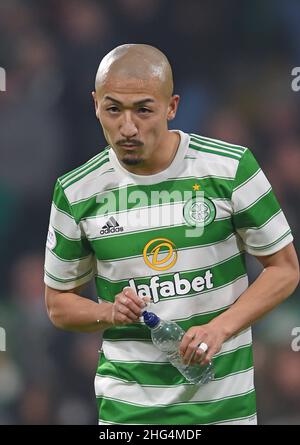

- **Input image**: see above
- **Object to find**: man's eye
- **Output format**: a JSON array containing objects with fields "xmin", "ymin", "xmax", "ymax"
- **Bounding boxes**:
[
  {"xmin": 138, "ymin": 108, "xmax": 152, "ymax": 114},
  {"xmin": 107, "ymin": 106, "xmax": 120, "ymax": 113}
]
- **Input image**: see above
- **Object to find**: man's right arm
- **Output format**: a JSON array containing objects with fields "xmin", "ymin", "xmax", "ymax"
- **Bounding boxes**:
[{"xmin": 45, "ymin": 285, "xmax": 145, "ymax": 333}]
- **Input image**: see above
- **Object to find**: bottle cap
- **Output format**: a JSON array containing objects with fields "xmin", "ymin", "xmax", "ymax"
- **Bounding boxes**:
[{"xmin": 142, "ymin": 311, "xmax": 160, "ymax": 328}]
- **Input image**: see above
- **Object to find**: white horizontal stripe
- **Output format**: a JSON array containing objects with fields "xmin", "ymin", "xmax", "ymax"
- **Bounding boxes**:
[
  {"xmin": 95, "ymin": 368, "xmax": 254, "ymax": 406},
  {"xmin": 190, "ymin": 139, "xmax": 242, "ymax": 159},
  {"xmin": 69, "ymin": 173, "xmax": 133, "ymax": 205},
  {"xmin": 190, "ymin": 134, "xmax": 246, "ymax": 153},
  {"xmin": 215, "ymin": 328, "xmax": 252, "ymax": 356},
  {"xmin": 44, "ymin": 269, "xmax": 94, "ymax": 291},
  {"xmin": 96, "ymin": 234, "xmax": 243, "ymax": 281},
  {"xmin": 211, "ymin": 414, "xmax": 257, "ymax": 425},
  {"xmin": 45, "ymin": 248, "xmax": 93, "ymax": 279},
  {"xmin": 102, "ymin": 340, "xmax": 167, "ymax": 363},
  {"xmin": 66, "ymin": 155, "xmax": 237, "ymax": 207},
  {"xmin": 101, "ymin": 327, "xmax": 251, "ymax": 363},
  {"xmin": 50, "ymin": 204, "xmax": 82, "ymax": 240},
  {"xmin": 246, "ymin": 232, "xmax": 293, "ymax": 257},
  {"xmin": 214, "ymin": 199, "xmax": 232, "ymax": 219},
  {"xmin": 187, "ymin": 147, "xmax": 239, "ymax": 178},
  {"xmin": 237, "ymin": 211, "xmax": 291, "ymax": 250},
  {"xmin": 98, "ymin": 420, "xmax": 118, "ymax": 425},
  {"xmin": 232, "ymin": 170, "xmax": 271, "ymax": 213}
]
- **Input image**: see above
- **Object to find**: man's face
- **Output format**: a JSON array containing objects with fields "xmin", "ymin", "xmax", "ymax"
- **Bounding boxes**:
[{"xmin": 93, "ymin": 78, "xmax": 179, "ymax": 167}]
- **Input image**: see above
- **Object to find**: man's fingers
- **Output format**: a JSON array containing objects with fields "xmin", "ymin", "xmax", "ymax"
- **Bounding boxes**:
[
  {"xmin": 112, "ymin": 287, "xmax": 152, "ymax": 326},
  {"xmin": 123, "ymin": 287, "xmax": 148, "ymax": 310},
  {"xmin": 122, "ymin": 297, "xmax": 145, "ymax": 317},
  {"xmin": 189, "ymin": 346, "xmax": 207, "ymax": 365},
  {"xmin": 119, "ymin": 295, "xmax": 141, "ymax": 317},
  {"xmin": 180, "ymin": 334, "xmax": 199, "ymax": 364},
  {"xmin": 112, "ymin": 304, "xmax": 138, "ymax": 324},
  {"xmin": 179, "ymin": 332, "xmax": 210, "ymax": 365},
  {"xmin": 117, "ymin": 303, "xmax": 140, "ymax": 321},
  {"xmin": 179, "ymin": 333, "xmax": 194, "ymax": 357}
]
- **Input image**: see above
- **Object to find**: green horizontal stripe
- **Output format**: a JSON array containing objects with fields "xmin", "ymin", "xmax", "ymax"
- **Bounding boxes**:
[
  {"xmin": 233, "ymin": 189, "xmax": 281, "ymax": 229},
  {"xmin": 97, "ymin": 390, "xmax": 256, "ymax": 424},
  {"xmin": 214, "ymin": 345, "xmax": 253, "ymax": 378},
  {"xmin": 52, "ymin": 230, "xmax": 92, "ymax": 260},
  {"xmin": 103, "ymin": 308, "xmax": 227, "ymax": 341},
  {"xmin": 241, "ymin": 208, "xmax": 282, "ymax": 231},
  {"xmin": 97, "ymin": 344, "xmax": 253, "ymax": 385},
  {"xmin": 48, "ymin": 245, "xmax": 91, "ymax": 263},
  {"xmin": 53, "ymin": 181, "xmax": 73, "ymax": 217},
  {"xmin": 234, "ymin": 186, "xmax": 272, "ymax": 216},
  {"xmin": 52, "ymin": 201, "xmax": 76, "ymax": 223},
  {"xmin": 233, "ymin": 149, "xmax": 260, "ymax": 190},
  {"xmin": 233, "ymin": 168, "xmax": 261, "ymax": 193},
  {"xmin": 71, "ymin": 177, "xmax": 234, "ymax": 219},
  {"xmin": 90, "ymin": 219, "xmax": 234, "ymax": 261},
  {"xmin": 53, "ymin": 226, "xmax": 83, "ymax": 242},
  {"xmin": 96, "ymin": 252, "xmax": 246, "ymax": 302}
]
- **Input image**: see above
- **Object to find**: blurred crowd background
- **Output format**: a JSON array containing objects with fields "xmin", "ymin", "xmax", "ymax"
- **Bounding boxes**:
[{"xmin": 0, "ymin": 0, "xmax": 300, "ymax": 425}]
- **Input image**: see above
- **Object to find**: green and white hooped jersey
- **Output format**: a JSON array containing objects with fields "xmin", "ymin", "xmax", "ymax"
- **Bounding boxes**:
[{"xmin": 44, "ymin": 130, "xmax": 293, "ymax": 425}]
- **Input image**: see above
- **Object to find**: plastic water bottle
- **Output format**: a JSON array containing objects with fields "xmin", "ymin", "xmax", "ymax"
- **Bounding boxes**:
[{"xmin": 143, "ymin": 310, "xmax": 214, "ymax": 384}]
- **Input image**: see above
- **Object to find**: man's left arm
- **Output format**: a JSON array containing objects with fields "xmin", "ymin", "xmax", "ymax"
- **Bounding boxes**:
[
  {"xmin": 180, "ymin": 243, "xmax": 299, "ymax": 365},
  {"xmin": 180, "ymin": 147, "xmax": 299, "ymax": 364}
]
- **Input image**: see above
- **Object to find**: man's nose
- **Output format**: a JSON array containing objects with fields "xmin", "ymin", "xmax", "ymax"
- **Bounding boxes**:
[{"xmin": 120, "ymin": 112, "xmax": 138, "ymax": 138}]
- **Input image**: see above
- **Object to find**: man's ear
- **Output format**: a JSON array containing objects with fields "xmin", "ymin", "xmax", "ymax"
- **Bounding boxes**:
[
  {"xmin": 92, "ymin": 91, "xmax": 100, "ymax": 119},
  {"xmin": 167, "ymin": 94, "xmax": 180, "ymax": 121}
]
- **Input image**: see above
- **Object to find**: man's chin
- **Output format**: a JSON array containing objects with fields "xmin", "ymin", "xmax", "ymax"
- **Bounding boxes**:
[{"xmin": 122, "ymin": 157, "xmax": 143, "ymax": 166}]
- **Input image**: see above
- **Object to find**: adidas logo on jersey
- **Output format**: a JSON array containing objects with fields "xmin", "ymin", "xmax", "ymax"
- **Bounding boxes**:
[{"xmin": 100, "ymin": 216, "xmax": 124, "ymax": 235}]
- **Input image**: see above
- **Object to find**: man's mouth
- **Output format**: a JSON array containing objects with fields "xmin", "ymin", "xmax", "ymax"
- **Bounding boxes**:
[
  {"xmin": 119, "ymin": 144, "xmax": 142, "ymax": 151},
  {"xmin": 117, "ymin": 140, "xmax": 143, "ymax": 150}
]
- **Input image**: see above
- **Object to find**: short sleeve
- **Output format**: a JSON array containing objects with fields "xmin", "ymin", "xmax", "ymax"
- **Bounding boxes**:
[
  {"xmin": 44, "ymin": 180, "xmax": 95, "ymax": 290},
  {"xmin": 232, "ymin": 149, "xmax": 293, "ymax": 256}
]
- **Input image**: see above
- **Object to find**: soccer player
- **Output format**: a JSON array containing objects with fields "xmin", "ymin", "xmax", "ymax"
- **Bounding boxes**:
[{"xmin": 44, "ymin": 44, "xmax": 299, "ymax": 425}]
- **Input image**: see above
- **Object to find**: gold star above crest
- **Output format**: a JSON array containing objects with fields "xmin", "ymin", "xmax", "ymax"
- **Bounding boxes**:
[{"xmin": 192, "ymin": 183, "xmax": 200, "ymax": 191}]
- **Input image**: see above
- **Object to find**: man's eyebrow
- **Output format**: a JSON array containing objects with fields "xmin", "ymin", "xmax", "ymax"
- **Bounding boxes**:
[{"xmin": 103, "ymin": 96, "xmax": 155, "ymax": 106}]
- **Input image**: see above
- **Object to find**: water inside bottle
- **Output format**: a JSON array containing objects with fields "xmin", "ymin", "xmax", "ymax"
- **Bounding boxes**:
[{"xmin": 167, "ymin": 351, "xmax": 214, "ymax": 384}]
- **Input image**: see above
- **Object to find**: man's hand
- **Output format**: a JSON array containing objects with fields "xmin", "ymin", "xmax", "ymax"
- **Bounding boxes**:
[
  {"xmin": 179, "ymin": 323, "xmax": 226, "ymax": 366},
  {"xmin": 111, "ymin": 287, "xmax": 148, "ymax": 326},
  {"xmin": 45, "ymin": 284, "xmax": 149, "ymax": 332},
  {"xmin": 179, "ymin": 244, "xmax": 299, "ymax": 367}
]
